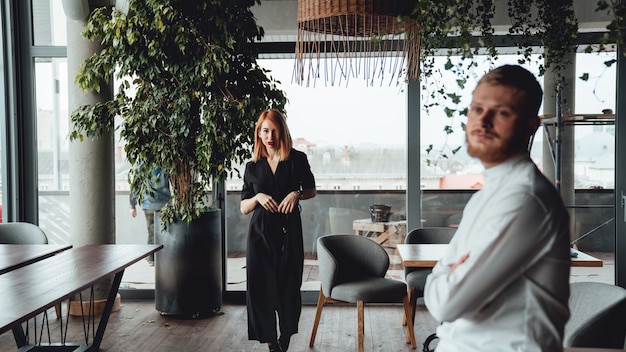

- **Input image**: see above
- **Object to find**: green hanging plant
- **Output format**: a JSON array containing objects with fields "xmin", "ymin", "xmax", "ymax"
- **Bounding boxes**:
[
  {"xmin": 396, "ymin": 1, "xmax": 580, "ymax": 165},
  {"xmin": 579, "ymin": 0, "xmax": 626, "ymax": 81}
]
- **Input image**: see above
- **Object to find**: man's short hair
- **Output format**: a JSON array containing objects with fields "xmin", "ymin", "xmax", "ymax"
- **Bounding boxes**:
[{"xmin": 477, "ymin": 65, "xmax": 543, "ymax": 117}]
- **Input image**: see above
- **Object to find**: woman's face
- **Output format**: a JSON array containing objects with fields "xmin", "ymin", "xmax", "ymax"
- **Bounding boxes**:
[{"xmin": 259, "ymin": 118, "xmax": 280, "ymax": 151}]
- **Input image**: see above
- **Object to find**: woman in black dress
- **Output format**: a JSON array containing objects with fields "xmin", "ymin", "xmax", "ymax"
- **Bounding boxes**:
[{"xmin": 240, "ymin": 109, "xmax": 316, "ymax": 352}]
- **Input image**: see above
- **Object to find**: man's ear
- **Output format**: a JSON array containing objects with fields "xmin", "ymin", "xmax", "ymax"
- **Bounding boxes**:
[{"xmin": 528, "ymin": 115, "xmax": 540, "ymax": 135}]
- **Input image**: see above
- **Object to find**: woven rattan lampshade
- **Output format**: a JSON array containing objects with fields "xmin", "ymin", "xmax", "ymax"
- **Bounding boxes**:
[{"xmin": 294, "ymin": 0, "xmax": 419, "ymax": 86}]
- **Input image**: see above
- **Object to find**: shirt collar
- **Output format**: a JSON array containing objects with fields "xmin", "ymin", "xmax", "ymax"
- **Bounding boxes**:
[{"xmin": 483, "ymin": 154, "xmax": 529, "ymax": 185}]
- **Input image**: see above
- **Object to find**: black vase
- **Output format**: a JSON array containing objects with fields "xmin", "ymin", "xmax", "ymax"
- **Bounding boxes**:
[{"xmin": 154, "ymin": 210, "xmax": 223, "ymax": 318}]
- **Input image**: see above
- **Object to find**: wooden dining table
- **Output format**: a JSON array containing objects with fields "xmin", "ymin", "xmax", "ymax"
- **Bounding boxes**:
[
  {"xmin": 0, "ymin": 244, "xmax": 72, "ymax": 275},
  {"xmin": 563, "ymin": 348, "xmax": 626, "ymax": 352},
  {"xmin": 396, "ymin": 244, "xmax": 604, "ymax": 268},
  {"xmin": 0, "ymin": 244, "xmax": 162, "ymax": 351},
  {"xmin": 397, "ymin": 244, "xmax": 611, "ymax": 352}
]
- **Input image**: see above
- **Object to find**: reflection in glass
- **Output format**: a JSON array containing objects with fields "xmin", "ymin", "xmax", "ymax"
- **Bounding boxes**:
[
  {"xmin": 32, "ymin": 0, "xmax": 67, "ymax": 46},
  {"xmin": 35, "ymin": 58, "xmax": 70, "ymax": 243}
]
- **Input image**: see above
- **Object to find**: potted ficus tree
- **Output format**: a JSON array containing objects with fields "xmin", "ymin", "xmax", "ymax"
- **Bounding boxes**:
[{"xmin": 69, "ymin": 0, "xmax": 286, "ymax": 317}]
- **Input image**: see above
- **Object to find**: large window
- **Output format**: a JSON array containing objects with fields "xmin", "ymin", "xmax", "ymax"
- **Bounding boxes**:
[
  {"xmin": 224, "ymin": 58, "xmax": 409, "ymax": 291},
  {"xmin": 25, "ymin": 0, "xmax": 619, "ymax": 294},
  {"xmin": 417, "ymin": 53, "xmax": 616, "ymax": 191},
  {"xmin": 31, "ymin": 1, "xmax": 153, "ymax": 289},
  {"xmin": 32, "ymin": 0, "xmax": 66, "ymax": 46},
  {"xmin": 574, "ymin": 52, "xmax": 616, "ymax": 189},
  {"xmin": 226, "ymin": 58, "xmax": 409, "ymax": 192}
]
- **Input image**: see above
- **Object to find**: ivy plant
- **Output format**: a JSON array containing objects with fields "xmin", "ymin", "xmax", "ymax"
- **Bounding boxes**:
[
  {"xmin": 70, "ymin": 0, "xmax": 287, "ymax": 225},
  {"xmin": 579, "ymin": 0, "xmax": 626, "ymax": 81},
  {"xmin": 399, "ymin": 0, "xmax": 581, "ymax": 164}
]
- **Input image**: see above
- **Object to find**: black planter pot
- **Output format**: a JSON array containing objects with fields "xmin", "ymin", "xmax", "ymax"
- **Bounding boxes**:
[{"xmin": 155, "ymin": 210, "xmax": 223, "ymax": 318}]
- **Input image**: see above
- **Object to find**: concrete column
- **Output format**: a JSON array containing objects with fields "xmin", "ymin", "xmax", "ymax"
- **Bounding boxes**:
[
  {"xmin": 66, "ymin": 8, "xmax": 115, "ymax": 306},
  {"xmin": 543, "ymin": 53, "xmax": 576, "ymax": 241},
  {"xmin": 67, "ymin": 16, "xmax": 115, "ymax": 247}
]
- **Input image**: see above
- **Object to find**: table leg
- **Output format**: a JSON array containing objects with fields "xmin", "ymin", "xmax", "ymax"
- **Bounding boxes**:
[
  {"xmin": 12, "ymin": 325, "xmax": 26, "ymax": 347},
  {"xmin": 90, "ymin": 270, "xmax": 125, "ymax": 351},
  {"xmin": 70, "ymin": 270, "xmax": 125, "ymax": 352}
]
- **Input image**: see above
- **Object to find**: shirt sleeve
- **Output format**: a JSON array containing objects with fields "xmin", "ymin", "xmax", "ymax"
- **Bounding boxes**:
[
  {"xmin": 129, "ymin": 191, "xmax": 137, "ymax": 209},
  {"xmin": 424, "ymin": 192, "xmax": 565, "ymax": 322}
]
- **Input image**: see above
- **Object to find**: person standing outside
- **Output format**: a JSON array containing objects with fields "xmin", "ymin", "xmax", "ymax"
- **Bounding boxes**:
[
  {"xmin": 424, "ymin": 65, "xmax": 571, "ymax": 351},
  {"xmin": 129, "ymin": 167, "xmax": 171, "ymax": 265},
  {"xmin": 240, "ymin": 109, "xmax": 316, "ymax": 352}
]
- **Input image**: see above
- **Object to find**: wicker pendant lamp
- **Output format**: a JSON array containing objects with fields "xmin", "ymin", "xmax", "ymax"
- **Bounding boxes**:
[{"xmin": 294, "ymin": 0, "xmax": 419, "ymax": 86}]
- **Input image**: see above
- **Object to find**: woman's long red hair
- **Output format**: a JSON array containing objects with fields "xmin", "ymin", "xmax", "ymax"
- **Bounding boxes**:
[{"xmin": 252, "ymin": 109, "xmax": 293, "ymax": 162}]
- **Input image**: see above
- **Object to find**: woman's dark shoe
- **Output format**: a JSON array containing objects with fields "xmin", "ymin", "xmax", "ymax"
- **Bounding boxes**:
[
  {"xmin": 268, "ymin": 342, "xmax": 283, "ymax": 352},
  {"xmin": 279, "ymin": 335, "xmax": 291, "ymax": 352}
]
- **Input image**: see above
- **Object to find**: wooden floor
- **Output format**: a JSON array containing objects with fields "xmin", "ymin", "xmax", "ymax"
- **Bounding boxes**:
[
  {"xmin": 0, "ymin": 301, "xmax": 438, "ymax": 352},
  {"xmin": 0, "ymin": 252, "xmax": 614, "ymax": 351}
]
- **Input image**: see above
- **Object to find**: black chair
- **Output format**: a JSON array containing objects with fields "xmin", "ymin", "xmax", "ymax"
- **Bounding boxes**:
[
  {"xmin": 0, "ymin": 222, "xmax": 48, "ymax": 244},
  {"xmin": 564, "ymin": 281, "xmax": 626, "ymax": 348},
  {"xmin": 0, "ymin": 222, "xmax": 63, "ymax": 318},
  {"xmin": 310, "ymin": 234, "xmax": 416, "ymax": 351},
  {"xmin": 403, "ymin": 227, "xmax": 456, "ymax": 326}
]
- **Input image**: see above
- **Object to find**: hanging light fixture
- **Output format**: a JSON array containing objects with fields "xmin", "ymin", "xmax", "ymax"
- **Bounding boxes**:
[{"xmin": 294, "ymin": 0, "xmax": 419, "ymax": 87}]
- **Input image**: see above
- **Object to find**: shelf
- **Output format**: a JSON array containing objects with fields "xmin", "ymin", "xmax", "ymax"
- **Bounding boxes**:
[{"xmin": 540, "ymin": 113, "xmax": 615, "ymax": 126}]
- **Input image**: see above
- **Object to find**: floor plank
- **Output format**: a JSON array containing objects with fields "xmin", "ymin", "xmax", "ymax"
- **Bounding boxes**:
[
  {"xmin": 1, "ymin": 252, "xmax": 613, "ymax": 351},
  {"xmin": 0, "ymin": 301, "xmax": 438, "ymax": 352}
]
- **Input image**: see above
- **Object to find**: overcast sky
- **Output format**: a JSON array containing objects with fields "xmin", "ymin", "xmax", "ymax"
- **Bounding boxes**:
[{"xmin": 260, "ymin": 52, "xmax": 616, "ymax": 149}]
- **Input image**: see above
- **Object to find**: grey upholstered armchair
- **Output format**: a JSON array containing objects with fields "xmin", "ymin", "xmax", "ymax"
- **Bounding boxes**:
[
  {"xmin": 0, "ymin": 222, "xmax": 64, "ymax": 318},
  {"xmin": 403, "ymin": 227, "xmax": 456, "ymax": 326},
  {"xmin": 564, "ymin": 281, "xmax": 626, "ymax": 348},
  {"xmin": 309, "ymin": 234, "xmax": 416, "ymax": 351},
  {"xmin": 0, "ymin": 222, "xmax": 48, "ymax": 244}
]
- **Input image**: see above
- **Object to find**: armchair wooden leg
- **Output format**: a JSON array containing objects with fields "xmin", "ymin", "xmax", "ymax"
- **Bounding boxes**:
[
  {"xmin": 309, "ymin": 287, "xmax": 326, "ymax": 347},
  {"xmin": 403, "ymin": 287, "xmax": 416, "ymax": 326},
  {"xmin": 357, "ymin": 300, "xmax": 364, "ymax": 352},
  {"xmin": 402, "ymin": 295, "xmax": 417, "ymax": 348},
  {"xmin": 408, "ymin": 287, "xmax": 418, "ymax": 327}
]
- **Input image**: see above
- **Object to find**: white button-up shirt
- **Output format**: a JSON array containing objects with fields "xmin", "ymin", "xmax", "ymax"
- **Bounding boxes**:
[{"xmin": 425, "ymin": 154, "xmax": 571, "ymax": 352}]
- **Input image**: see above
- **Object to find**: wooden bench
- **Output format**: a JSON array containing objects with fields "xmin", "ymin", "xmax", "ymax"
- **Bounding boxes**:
[
  {"xmin": 0, "ymin": 244, "xmax": 162, "ymax": 351},
  {"xmin": 353, "ymin": 218, "xmax": 407, "ymax": 257}
]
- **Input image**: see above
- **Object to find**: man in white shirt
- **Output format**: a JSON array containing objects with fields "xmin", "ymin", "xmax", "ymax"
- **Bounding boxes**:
[{"xmin": 424, "ymin": 65, "xmax": 571, "ymax": 352}]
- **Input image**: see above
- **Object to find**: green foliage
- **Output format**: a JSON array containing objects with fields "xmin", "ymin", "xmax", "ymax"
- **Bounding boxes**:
[
  {"xmin": 70, "ymin": 0, "xmax": 287, "ymax": 225},
  {"xmin": 593, "ymin": 0, "xmax": 626, "ymax": 56},
  {"xmin": 407, "ymin": 0, "xmax": 578, "ymax": 96},
  {"xmin": 509, "ymin": 0, "xmax": 578, "ymax": 84},
  {"xmin": 403, "ymin": 1, "xmax": 625, "ymax": 169},
  {"xmin": 402, "ymin": 1, "xmax": 582, "ymax": 166}
]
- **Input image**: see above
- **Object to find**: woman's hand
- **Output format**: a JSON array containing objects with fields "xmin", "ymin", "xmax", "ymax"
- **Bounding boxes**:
[
  {"xmin": 256, "ymin": 193, "xmax": 279, "ymax": 213},
  {"xmin": 278, "ymin": 191, "xmax": 300, "ymax": 214}
]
